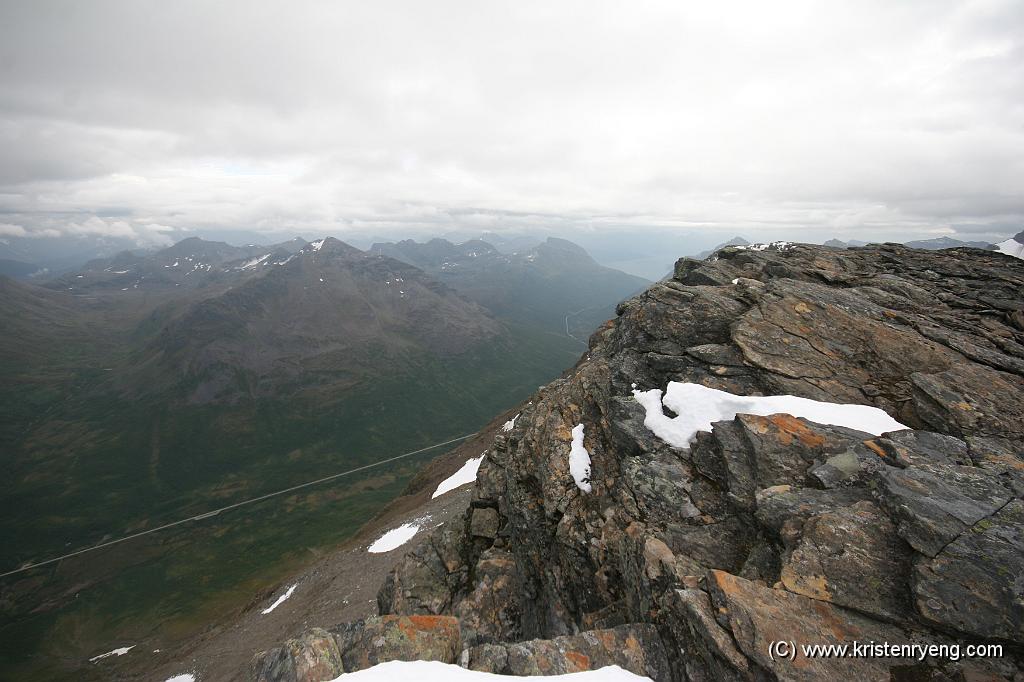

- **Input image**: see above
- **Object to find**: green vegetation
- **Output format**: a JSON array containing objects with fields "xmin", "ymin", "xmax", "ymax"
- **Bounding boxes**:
[{"xmin": 0, "ymin": 270, "xmax": 581, "ymax": 679}]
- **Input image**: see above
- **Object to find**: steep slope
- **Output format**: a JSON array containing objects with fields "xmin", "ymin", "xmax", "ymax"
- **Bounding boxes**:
[
  {"xmin": 369, "ymin": 236, "xmax": 650, "ymax": 341},
  {"xmin": 257, "ymin": 243, "xmax": 1024, "ymax": 681}
]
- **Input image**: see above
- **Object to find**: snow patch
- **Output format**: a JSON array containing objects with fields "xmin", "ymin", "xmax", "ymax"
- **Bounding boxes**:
[
  {"xmin": 327, "ymin": 661, "xmax": 650, "ymax": 681},
  {"xmin": 734, "ymin": 241, "xmax": 793, "ymax": 252},
  {"xmin": 569, "ymin": 424, "xmax": 593, "ymax": 493},
  {"xmin": 432, "ymin": 455, "xmax": 485, "ymax": 498},
  {"xmin": 995, "ymin": 238, "xmax": 1024, "ymax": 260},
  {"xmin": 89, "ymin": 645, "xmax": 135, "ymax": 662},
  {"xmin": 368, "ymin": 522, "xmax": 421, "ymax": 553},
  {"xmin": 633, "ymin": 382, "xmax": 908, "ymax": 449},
  {"xmin": 261, "ymin": 584, "xmax": 297, "ymax": 615},
  {"xmin": 241, "ymin": 254, "xmax": 270, "ymax": 270},
  {"xmin": 501, "ymin": 413, "xmax": 520, "ymax": 432},
  {"xmin": 310, "ymin": 238, "xmax": 326, "ymax": 252},
  {"xmin": 164, "ymin": 675, "xmax": 196, "ymax": 682}
]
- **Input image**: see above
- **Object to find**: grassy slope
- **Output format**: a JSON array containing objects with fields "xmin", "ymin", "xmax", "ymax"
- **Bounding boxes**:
[{"xmin": 0, "ymin": 312, "xmax": 580, "ymax": 679}]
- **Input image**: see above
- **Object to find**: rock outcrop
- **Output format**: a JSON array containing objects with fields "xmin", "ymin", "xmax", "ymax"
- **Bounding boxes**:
[{"xmin": 258, "ymin": 243, "xmax": 1024, "ymax": 680}]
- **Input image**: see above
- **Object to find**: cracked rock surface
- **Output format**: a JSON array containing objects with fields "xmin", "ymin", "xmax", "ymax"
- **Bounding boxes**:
[{"xmin": 260, "ymin": 243, "xmax": 1024, "ymax": 680}]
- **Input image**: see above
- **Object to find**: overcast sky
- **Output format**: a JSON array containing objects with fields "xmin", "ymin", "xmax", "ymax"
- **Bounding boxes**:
[{"xmin": 1, "ymin": 0, "xmax": 1022, "ymax": 248}]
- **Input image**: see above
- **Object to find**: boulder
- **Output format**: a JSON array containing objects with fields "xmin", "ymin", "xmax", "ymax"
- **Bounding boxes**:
[
  {"xmin": 877, "ymin": 462, "xmax": 1013, "ymax": 557},
  {"xmin": 251, "ymin": 616, "xmax": 460, "ymax": 681},
  {"xmin": 464, "ymin": 623, "xmax": 671, "ymax": 679},
  {"xmin": 914, "ymin": 499, "xmax": 1024, "ymax": 642}
]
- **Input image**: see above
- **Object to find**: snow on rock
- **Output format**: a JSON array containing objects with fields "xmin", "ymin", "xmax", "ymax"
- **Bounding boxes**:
[
  {"xmin": 995, "ymin": 237, "xmax": 1024, "ymax": 260},
  {"xmin": 240, "ymin": 254, "xmax": 270, "ymax": 270},
  {"xmin": 327, "ymin": 661, "xmax": 651, "ymax": 681},
  {"xmin": 432, "ymin": 454, "xmax": 485, "ymax": 498},
  {"xmin": 734, "ymin": 241, "xmax": 793, "ymax": 252},
  {"xmin": 89, "ymin": 645, "xmax": 135, "ymax": 662},
  {"xmin": 261, "ymin": 583, "xmax": 297, "ymax": 615},
  {"xmin": 568, "ymin": 424, "xmax": 593, "ymax": 493},
  {"xmin": 501, "ymin": 413, "xmax": 520, "ymax": 432},
  {"xmin": 633, "ymin": 382, "xmax": 908, "ymax": 449},
  {"xmin": 310, "ymin": 238, "xmax": 326, "ymax": 252},
  {"xmin": 368, "ymin": 522, "xmax": 422, "ymax": 553},
  {"xmin": 164, "ymin": 675, "xmax": 196, "ymax": 682}
]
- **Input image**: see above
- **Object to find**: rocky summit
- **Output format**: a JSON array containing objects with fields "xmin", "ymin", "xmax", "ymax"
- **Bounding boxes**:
[{"xmin": 254, "ymin": 243, "xmax": 1024, "ymax": 681}]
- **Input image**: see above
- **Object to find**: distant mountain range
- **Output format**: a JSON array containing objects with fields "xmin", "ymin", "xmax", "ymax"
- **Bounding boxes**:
[
  {"xmin": 691, "ymin": 234, "xmax": 1022, "ymax": 260},
  {"xmin": 822, "ymin": 235, "xmax": 996, "ymax": 250},
  {"xmin": 369, "ymin": 236, "xmax": 650, "ymax": 341}
]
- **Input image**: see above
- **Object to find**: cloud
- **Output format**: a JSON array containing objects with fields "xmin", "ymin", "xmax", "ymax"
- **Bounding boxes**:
[
  {"xmin": 3, "ymin": 216, "xmax": 177, "ymax": 247},
  {"xmin": 0, "ymin": 0, "xmax": 1021, "ymax": 244},
  {"xmin": 65, "ymin": 216, "xmax": 136, "ymax": 239},
  {"xmin": 0, "ymin": 223, "xmax": 27, "ymax": 237}
]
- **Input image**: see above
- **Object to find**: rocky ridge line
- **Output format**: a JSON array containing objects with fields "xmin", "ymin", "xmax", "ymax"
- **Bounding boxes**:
[{"xmin": 255, "ymin": 243, "xmax": 1024, "ymax": 681}]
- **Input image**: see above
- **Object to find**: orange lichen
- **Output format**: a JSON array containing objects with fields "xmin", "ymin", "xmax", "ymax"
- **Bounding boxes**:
[
  {"xmin": 862, "ymin": 439, "xmax": 888, "ymax": 458},
  {"xmin": 564, "ymin": 651, "xmax": 591, "ymax": 671},
  {"xmin": 767, "ymin": 414, "xmax": 827, "ymax": 447}
]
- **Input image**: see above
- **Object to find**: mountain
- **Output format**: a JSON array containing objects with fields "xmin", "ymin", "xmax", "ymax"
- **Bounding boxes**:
[
  {"xmin": 42, "ymin": 236, "xmax": 307, "ymax": 296},
  {"xmin": 243, "ymin": 242, "xmax": 1023, "ymax": 681},
  {"xmin": 0, "ymin": 233, "xmax": 159, "ymax": 276},
  {"xmin": 477, "ymin": 231, "xmax": 544, "ymax": 254},
  {"xmin": 821, "ymin": 238, "xmax": 869, "ymax": 248},
  {"xmin": 903, "ymin": 235, "xmax": 994, "ymax": 250},
  {"xmin": 0, "ymin": 258, "xmax": 45, "ymax": 278},
  {"xmin": 134, "ymin": 237, "xmax": 501, "ymax": 404},
  {"xmin": 369, "ymin": 236, "xmax": 650, "ymax": 342},
  {"xmin": 995, "ymin": 230, "xmax": 1024, "ymax": 260},
  {"xmin": 0, "ymin": 236, "xmax": 586, "ymax": 680},
  {"xmin": 692, "ymin": 235, "xmax": 749, "ymax": 260}
]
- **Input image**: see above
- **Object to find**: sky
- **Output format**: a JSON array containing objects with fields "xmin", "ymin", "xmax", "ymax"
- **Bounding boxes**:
[{"xmin": 1, "ymin": 0, "xmax": 1022, "ymax": 251}]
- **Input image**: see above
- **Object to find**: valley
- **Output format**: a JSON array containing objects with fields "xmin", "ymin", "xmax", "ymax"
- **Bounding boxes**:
[{"xmin": 0, "ymin": 235, "xmax": 629, "ymax": 680}]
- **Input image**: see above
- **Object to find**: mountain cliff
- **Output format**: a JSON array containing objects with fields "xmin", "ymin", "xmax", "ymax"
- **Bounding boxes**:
[{"xmin": 252, "ymin": 242, "xmax": 1024, "ymax": 681}]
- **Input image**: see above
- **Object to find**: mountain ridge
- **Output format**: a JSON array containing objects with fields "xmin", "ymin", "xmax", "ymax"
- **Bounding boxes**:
[
  {"xmin": 246, "ymin": 241, "xmax": 1024, "ymax": 681},
  {"xmin": 369, "ymin": 235, "xmax": 650, "ymax": 340}
]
